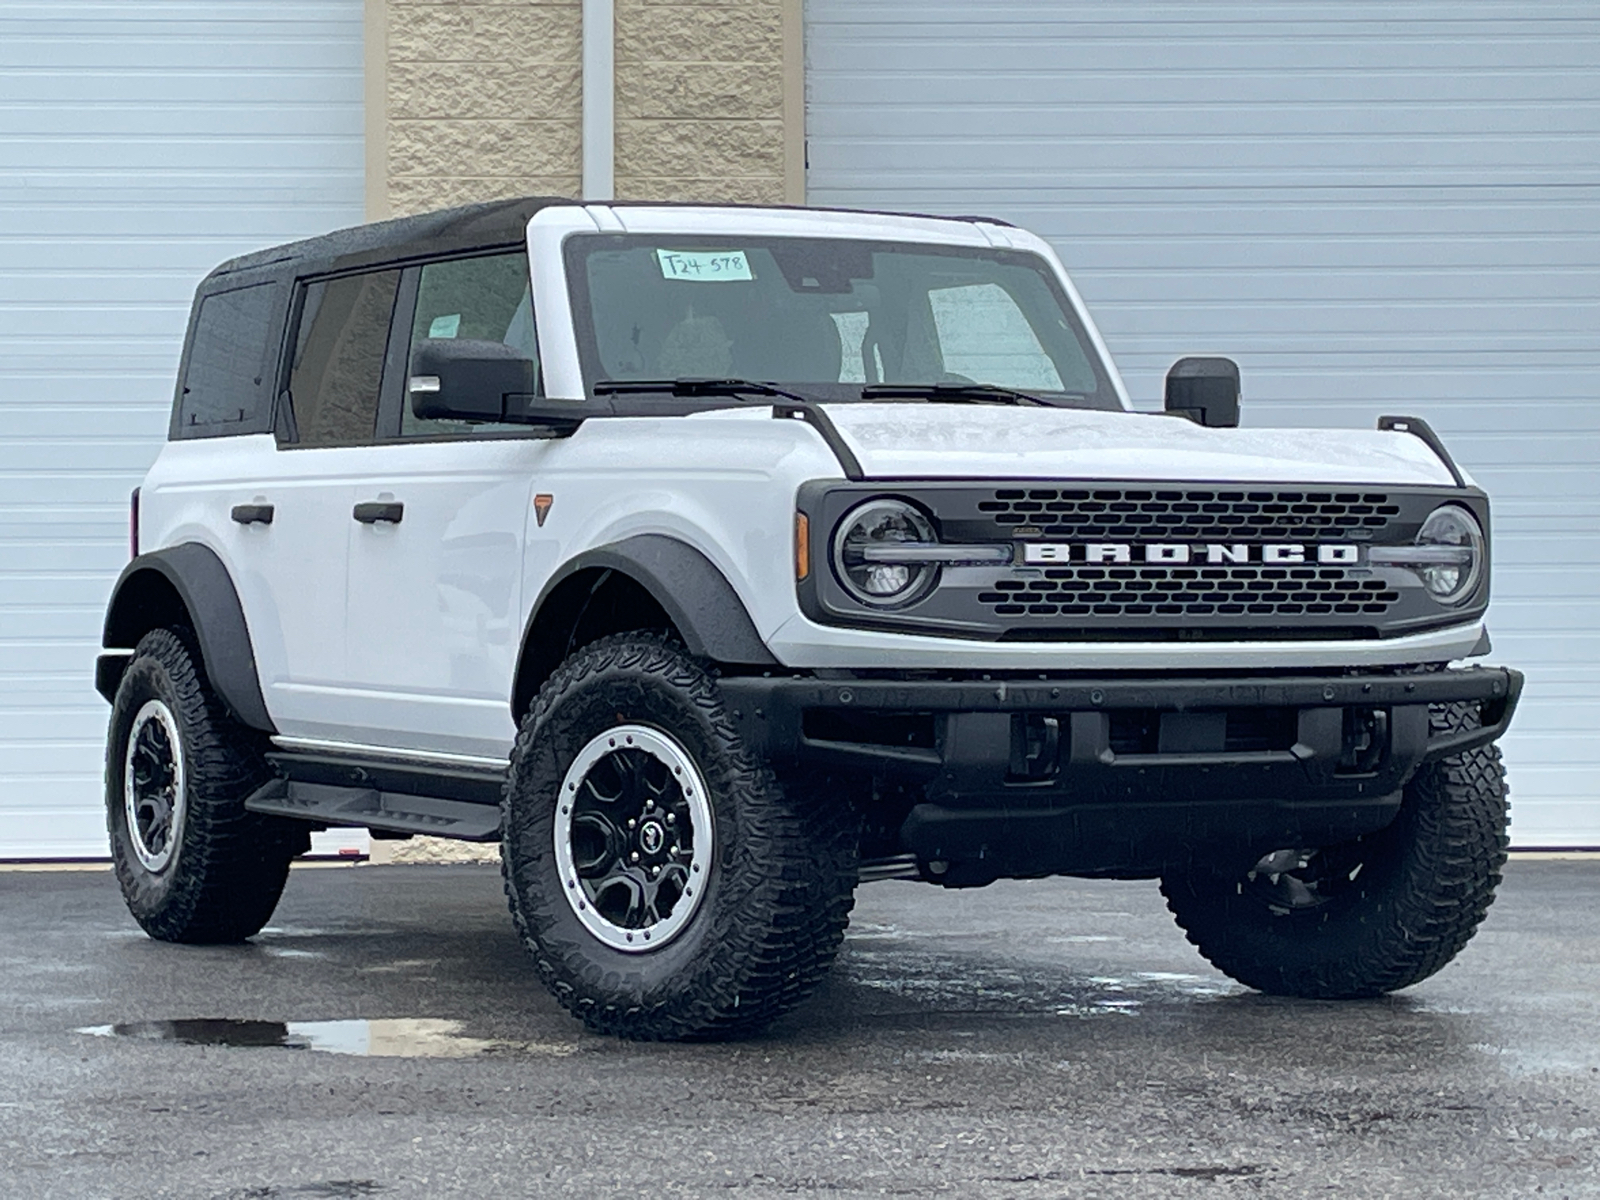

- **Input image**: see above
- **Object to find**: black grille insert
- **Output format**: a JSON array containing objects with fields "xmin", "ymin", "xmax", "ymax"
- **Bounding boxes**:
[
  {"xmin": 979, "ymin": 487, "xmax": 1401, "ymax": 541},
  {"xmin": 978, "ymin": 565, "xmax": 1401, "ymax": 620}
]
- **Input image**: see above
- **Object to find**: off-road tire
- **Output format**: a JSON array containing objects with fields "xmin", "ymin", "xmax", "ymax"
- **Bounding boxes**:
[
  {"xmin": 106, "ymin": 627, "xmax": 303, "ymax": 943},
  {"xmin": 501, "ymin": 634, "xmax": 857, "ymax": 1041},
  {"xmin": 1160, "ymin": 702, "xmax": 1508, "ymax": 998}
]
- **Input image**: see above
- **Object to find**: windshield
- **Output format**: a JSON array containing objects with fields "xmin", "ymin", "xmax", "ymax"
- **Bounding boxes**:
[{"xmin": 564, "ymin": 235, "xmax": 1120, "ymax": 408}]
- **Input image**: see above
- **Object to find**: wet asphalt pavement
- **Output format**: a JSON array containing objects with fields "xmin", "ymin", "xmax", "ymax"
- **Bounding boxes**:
[{"xmin": 2, "ymin": 860, "xmax": 1598, "ymax": 1199}]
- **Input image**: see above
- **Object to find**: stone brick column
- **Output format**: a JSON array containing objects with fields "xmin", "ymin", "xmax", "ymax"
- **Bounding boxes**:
[
  {"xmin": 614, "ymin": 0, "xmax": 789, "ymax": 204},
  {"xmin": 370, "ymin": 0, "xmax": 802, "ymax": 218},
  {"xmin": 370, "ymin": 0, "xmax": 585, "ymax": 218}
]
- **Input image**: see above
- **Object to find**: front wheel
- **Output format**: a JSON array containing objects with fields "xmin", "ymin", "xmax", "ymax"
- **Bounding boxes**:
[
  {"xmin": 1161, "ymin": 706, "xmax": 1509, "ymax": 999},
  {"xmin": 501, "ymin": 635, "xmax": 857, "ymax": 1040}
]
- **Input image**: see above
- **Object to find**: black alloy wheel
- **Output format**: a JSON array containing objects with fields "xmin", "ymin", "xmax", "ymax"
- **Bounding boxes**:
[
  {"xmin": 555, "ymin": 723, "xmax": 713, "ymax": 951},
  {"xmin": 501, "ymin": 634, "xmax": 858, "ymax": 1041}
]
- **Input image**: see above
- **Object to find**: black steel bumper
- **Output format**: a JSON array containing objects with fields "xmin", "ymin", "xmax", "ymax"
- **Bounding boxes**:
[{"xmin": 720, "ymin": 666, "xmax": 1522, "ymax": 883}]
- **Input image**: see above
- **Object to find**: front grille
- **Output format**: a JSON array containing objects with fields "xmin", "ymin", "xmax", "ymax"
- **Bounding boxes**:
[
  {"xmin": 979, "ymin": 564, "xmax": 1401, "ymax": 619},
  {"xmin": 979, "ymin": 487, "xmax": 1401, "ymax": 542},
  {"xmin": 799, "ymin": 478, "xmax": 1484, "ymax": 643}
]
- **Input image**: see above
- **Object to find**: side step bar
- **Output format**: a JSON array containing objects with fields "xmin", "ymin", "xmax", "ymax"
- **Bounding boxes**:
[
  {"xmin": 244, "ymin": 747, "xmax": 506, "ymax": 842},
  {"xmin": 245, "ymin": 779, "xmax": 503, "ymax": 842}
]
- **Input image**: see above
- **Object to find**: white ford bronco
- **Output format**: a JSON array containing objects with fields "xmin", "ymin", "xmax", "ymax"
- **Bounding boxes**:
[{"xmin": 99, "ymin": 199, "xmax": 1521, "ymax": 1040}]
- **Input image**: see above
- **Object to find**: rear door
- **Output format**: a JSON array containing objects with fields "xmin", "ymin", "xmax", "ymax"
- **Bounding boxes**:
[
  {"xmin": 341, "ymin": 251, "xmax": 548, "ymax": 759},
  {"xmin": 230, "ymin": 267, "xmax": 398, "ymax": 743}
]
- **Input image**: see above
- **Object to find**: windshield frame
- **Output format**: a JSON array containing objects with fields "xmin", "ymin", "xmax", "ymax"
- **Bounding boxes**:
[{"xmin": 561, "ymin": 233, "xmax": 1122, "ymax": 410}]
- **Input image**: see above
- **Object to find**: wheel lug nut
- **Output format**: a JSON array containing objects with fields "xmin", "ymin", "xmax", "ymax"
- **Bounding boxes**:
[
  {"xmin": 665, "ymin": 813, "xmax": 675, "ymax": 824},
  {"xmin": 626, "ymin": 819, "xmax": 636, "ymax": 829},
  {"xmin": 630, "ymin": 851, "xmax": 640, "ymax": 862},
  {"xmin": 645, "ymin": 800, "xmax": 655, "ymax": 811}
]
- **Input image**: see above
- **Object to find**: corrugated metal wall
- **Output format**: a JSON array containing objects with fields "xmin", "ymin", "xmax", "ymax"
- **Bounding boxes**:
[
  {"xmin": 806, "ymin": 1, "xmax": 1600, "ymax": 845},
  {"xmin": 0, "ymin": 1, "xmax": 365, "ymax": 856}
]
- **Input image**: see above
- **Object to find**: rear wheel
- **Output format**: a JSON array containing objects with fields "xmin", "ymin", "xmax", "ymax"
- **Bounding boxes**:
[
  {"xmin": 1161, "ymin": 704, "xmax": 1508, "ymax": 998},
  {"xmin": 106, "ymin": 628, "xmax": 304, "ymax": 943},
  {"xmin": 501, "ymin": 635, "xmax": 857, "ymax": 1040}
]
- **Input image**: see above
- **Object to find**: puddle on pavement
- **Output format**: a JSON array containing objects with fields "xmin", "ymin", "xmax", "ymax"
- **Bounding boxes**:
[{"xmin": 76, "ymin": 1017, "xmax": 578, "ymax": 1058}]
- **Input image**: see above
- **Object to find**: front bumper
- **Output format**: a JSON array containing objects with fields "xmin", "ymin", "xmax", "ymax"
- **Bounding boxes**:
[{"xmin": 721, "ymin": 665, "xmax": 1521, "ymax": 883}]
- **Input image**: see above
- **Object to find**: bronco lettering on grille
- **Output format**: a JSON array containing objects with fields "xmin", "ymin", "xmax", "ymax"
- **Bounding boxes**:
[{"xmin": 1021, "ymin": 543, "xmax": 1362, "ymax": 566}]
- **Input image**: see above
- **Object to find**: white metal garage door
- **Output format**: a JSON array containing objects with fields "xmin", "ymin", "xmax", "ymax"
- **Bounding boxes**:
[
  {"xmin": 0, "ymin": 2, "xmax": 365, "ymax": 856},
  {"xmin": 807, "ymin": 1, "xmax": 1600, "ymax": 845}
]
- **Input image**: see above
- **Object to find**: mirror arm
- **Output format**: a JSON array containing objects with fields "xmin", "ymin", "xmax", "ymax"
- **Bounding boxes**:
[{"xmin": 502, "ymin": 393, "xmax": 603, "ymax": 429}]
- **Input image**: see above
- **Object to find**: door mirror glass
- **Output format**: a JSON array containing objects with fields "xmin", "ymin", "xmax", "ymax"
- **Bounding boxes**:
[{"xmin": 1164, "ymin": 356, "xmax": 1240, "ymax": 428}]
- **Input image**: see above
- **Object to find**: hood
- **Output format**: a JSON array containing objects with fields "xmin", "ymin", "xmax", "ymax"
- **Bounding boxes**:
[{"xmin": 817, "ymin": 404, "xmax": 1461, "ymax": 487}]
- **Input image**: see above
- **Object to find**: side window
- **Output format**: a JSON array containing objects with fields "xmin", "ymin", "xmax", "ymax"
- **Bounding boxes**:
[
  {"xmin": 285, "ymin": 269, "xmax": 400, "ymax": 446},
  {"xmin": 177, "ymin": 283, "xmax": 279, "ymax": 437},
  {"xmin": 403, "ymin": 252, "xmax": 537, "ymax": 437},
  {"xmin": 928, "ymin": 283, "xmax": 1065, "ymax": 392}
]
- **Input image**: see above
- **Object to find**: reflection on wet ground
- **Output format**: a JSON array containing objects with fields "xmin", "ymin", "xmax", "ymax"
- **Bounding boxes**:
[
  {"xmin": 840, "ymin": 922, "xmax": 1246, "ymax": 1020},
  {"xmin": 76, "ymin": 1017, "xmax": 578, "ymax": 1058}
]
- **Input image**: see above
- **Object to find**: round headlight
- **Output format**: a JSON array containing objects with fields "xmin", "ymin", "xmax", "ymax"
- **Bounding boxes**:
[
  {"xmin": 1414, "ymin": 504, "xmax": 1484, "ymax": 604},
  {"xmin": 831, "ymin": 499, "xmax": 939, "ymax": 608}
]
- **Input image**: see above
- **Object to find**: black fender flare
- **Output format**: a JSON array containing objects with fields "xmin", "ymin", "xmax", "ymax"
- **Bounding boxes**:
[
  {"xmin": 99, "ymin": 543, "xmax": 276, "ymax": 733},
  {"xmin": 517, "ymin": 534, "xmax": 778, "ymax": 693}
]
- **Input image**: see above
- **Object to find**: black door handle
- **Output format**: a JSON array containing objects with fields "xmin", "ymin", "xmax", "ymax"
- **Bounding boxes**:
[
  {"xmin": 231, "ymin": 503, "xmax": 274, "ymax": 525},
  {"xmin": 353, "ymin": 501, "xmax": 404, "ymax": 525}
]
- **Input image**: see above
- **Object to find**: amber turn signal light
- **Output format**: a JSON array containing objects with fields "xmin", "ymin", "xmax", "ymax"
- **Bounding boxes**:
[{"xmin": 795, "ymin": 512, "xmax": 810, "ymax": 581}]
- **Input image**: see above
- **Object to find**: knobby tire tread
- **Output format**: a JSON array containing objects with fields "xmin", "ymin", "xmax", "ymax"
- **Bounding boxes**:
[
  {"xmin": 501, "ymin": 634, "xmax": 857, "ymax": 1041},
  {"xmin": 107, "ymin": 627, "xmax": 296, "ymax": 944},
  {"xmin": 1160, "ymin": 701, "xmax": 1508, "ymax": 998}
]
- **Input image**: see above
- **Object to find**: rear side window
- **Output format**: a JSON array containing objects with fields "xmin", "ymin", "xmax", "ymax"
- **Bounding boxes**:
[
  {"xmin": 176, "ymin": 283, "xmax": 279, "ymax": 437},
  {"xmin": 285, "ymin": 270, "xmax": 400, "ymax": 446}
]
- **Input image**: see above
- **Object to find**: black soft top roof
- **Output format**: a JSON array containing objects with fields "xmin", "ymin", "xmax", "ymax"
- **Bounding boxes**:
[
  {"xmin": 204, "ymin": 197, "xmax": 1013, "ymax": 289},
  {"xmin": 209, "ymin": 196, "xmax": 566, "ymax": 282}
]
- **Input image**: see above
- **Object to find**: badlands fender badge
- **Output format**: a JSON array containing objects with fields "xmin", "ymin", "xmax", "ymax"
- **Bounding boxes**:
[
  {"xmin": 1021, "ymin": 542, "xmax": 1361, "ymax": 566},
  {"xmin": 534, "ymin": 493, "xmax": 554, "ymax": 527}
]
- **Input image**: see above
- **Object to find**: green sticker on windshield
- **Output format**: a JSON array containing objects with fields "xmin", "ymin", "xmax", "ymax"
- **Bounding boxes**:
[
  {"xmin": 428, "ymin": 313, "xmax": 461, "ymax": 338},
  {"xmin": 656, "ymin": 249, "xmax": 753, "ymax": 282}
]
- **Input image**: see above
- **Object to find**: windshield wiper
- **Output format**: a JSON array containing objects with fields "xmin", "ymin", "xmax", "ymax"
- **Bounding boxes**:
[
  {"xmin": 592, "ymin": 377, "xmax": 863, "ymax": 480},
  {"xmin": 593, "ymin": 378, "xmax": 818, "ymax": 405},
  {"xmin": 859, "ymin": 382, "xmax": 1056, "ymax": 407}
]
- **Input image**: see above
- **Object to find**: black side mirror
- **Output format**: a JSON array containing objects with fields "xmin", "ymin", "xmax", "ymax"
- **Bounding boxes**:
[
  {"xmin": 409, "ymin": 338, "xmax": 539, "ymax": 422},
  {"xmin": 1164, "ymin": 356, "xmax": 1240, "ymax": 428}
]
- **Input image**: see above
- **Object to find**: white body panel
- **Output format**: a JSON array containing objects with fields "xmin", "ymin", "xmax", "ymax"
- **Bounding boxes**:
[
  {"xmin": 796, "ymin": 403, "xmax": 1459, "ymax": 487},
  {"xmin": 342, "ymin": 441, "xmax": 539, "ymax": 757},
  {"xmin": 142, "ymin": 422, "xmax": 1481, "ymax": 761},
  {"xmin": 143, "ymin": 437, "xmax": 356, "ymax": 742},
  {"xmin": 766, "ymin": 614, "xmax": 1484, "ymax": 673}
]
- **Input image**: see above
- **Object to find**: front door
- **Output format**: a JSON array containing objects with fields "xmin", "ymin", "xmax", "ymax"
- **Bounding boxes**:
[{"xmin": 341, "ymin": 252, "xmax": 546, "ymax": 759}]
